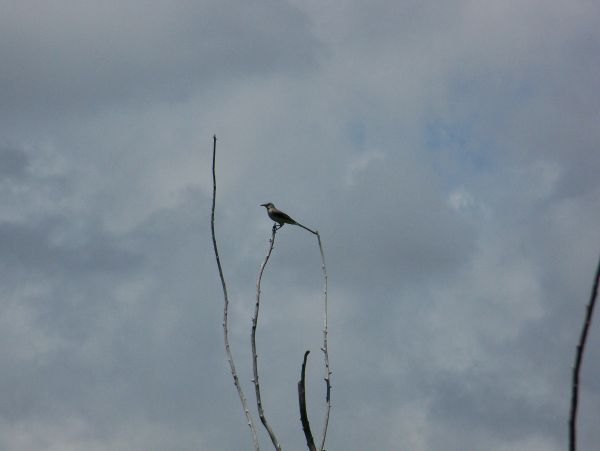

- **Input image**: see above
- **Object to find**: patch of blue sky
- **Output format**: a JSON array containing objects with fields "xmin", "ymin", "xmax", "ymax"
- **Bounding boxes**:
[
  {"xmin": 347, "ymin": 118, "xmax": 367, "ymax": 150},
  {"xmin": 424, "ymin": 119, "xmax": 494, "ymax": 174}
]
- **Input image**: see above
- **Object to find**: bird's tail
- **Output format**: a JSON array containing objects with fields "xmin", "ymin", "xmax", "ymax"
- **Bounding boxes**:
[{"xmin": 295, "ymin": 222, "xmax": 317, "ymax": 235}]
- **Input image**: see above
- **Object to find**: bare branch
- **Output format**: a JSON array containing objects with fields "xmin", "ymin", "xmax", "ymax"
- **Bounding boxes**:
[
  {"xmin": 210, "ymin": 135, "xmax": 260, "ymax": 450},
  {"xmin": 569, "ymin": 253, "xmax": 600, "ymax": 451},
  {"xmin": 298, "ymin": 350, "xmax": 317, "ymax": 451},
  {"xmin": 316, "ymin": 231, "xmax": 331, "ymax": 451},
  {"xmin": 252, "ymin": 227, "xmax": 282, "ymax": 451}
]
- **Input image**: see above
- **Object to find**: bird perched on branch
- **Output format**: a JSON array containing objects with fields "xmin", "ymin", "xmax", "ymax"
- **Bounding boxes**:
[{"xmin": 260, "ymin": 202, "xmax": 316, "ymax": 234}]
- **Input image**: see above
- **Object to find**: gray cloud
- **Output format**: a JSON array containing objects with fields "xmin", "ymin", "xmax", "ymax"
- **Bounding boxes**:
[
  {"xmin": 0, "ymin": 146, "xmax": 30, "ymax": 179},
  {"xmin": 0, "ymin": 0, "xmax": 321, "ymax": 118}
]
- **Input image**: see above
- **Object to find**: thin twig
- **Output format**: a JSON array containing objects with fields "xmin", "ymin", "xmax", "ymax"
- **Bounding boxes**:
[
  {"xmin": 569, "ymin": 253, "xmax": 600, "ymax": 451},
  {"xmin": 210, "ymin": 135, "xmax": 260, "ymax": 450},
  {"xmin": 316, "ymin": 231, "xmax": 331, "ymax": 451},
  {"xmin": 252, "ymin": 227, "xmax": 282, "ymax": 451},
  {"xmin": 298, "ymin": 350, "xmax": 317, "ymax": 451}
]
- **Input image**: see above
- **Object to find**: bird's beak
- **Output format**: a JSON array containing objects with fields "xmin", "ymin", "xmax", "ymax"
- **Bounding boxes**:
[{"xmin": 260, "ymin": 203, "xmax": 267, "ymax": 207}]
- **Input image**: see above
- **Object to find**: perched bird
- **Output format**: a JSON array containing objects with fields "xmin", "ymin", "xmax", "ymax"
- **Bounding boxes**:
[{"xmin": 260, "ymin": 202, "xmax": 315, "ymax": 234}]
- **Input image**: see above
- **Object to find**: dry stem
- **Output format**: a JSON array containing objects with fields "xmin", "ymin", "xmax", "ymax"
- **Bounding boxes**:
[
  {"xmin": 316, "ymin": 231, "xmax": 331, "ymax": 451},
  {"xmin": 569, "ymin": 253, "xmax": 600, "ymax": 451},
  {"xmin": 210, "ymin": 135, "xmax": 259, "ymax": 450},
  {"xmin": 252, "ymin": 227, "xmax": 282, "ymax": 451},
  {"xmin": 298, "ymin": 350, "xmax": 317, "ymax": 451}
]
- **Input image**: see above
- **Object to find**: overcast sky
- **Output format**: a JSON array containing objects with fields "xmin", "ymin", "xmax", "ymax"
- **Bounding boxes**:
[{"xmin": 1, "ymin": 1, "xmax": 600, "ymax": 450}]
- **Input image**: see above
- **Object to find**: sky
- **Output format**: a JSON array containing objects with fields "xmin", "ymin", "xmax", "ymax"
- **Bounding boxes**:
[{"xmin": 1, "ymin": 0, "xmax": 600, "ymax": 450}]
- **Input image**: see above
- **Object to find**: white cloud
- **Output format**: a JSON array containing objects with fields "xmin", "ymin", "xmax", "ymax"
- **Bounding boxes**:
[{"xmin": 344, "ymin": 149, "xmax": 385, "ymax": 187}]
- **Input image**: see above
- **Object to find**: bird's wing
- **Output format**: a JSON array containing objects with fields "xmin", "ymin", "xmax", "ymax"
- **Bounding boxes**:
[{"xmin": 272, "ymin": 209, "xmax": 296, "ymax": 224}]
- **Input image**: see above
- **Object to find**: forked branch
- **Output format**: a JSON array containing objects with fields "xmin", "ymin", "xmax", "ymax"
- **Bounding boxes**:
[{"xmin": 210, "ymin": 135, "xmax": 259, "ymax": 450}]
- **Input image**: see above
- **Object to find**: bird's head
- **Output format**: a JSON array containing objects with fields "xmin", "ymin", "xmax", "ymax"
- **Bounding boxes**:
[{"xmin": 260, "ymin": 202, "xmax": 274, "ymax": 209}]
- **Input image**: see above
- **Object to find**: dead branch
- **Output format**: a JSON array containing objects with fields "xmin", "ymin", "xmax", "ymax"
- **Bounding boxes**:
[
  {"xmin": 210, "ymin": 135, "xmax": 259, "ymax": 450},
  {"xmin": 298, "ymin": 350, "xmax": 317, "ymax": 451},
  {"xmin": 316, "ymin": 231, "xmax": 331, "ymax": 451},
  {"xmin": 252, "ymin": 227, "xmax": 282, "ymax": 450},
  {"xmin": 569, "ymin": 253, "xmax": 600, "ymax": 451}
]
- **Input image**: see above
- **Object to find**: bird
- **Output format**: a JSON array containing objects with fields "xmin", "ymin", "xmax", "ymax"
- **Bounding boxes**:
[{"xmin": 260, "ymin": 202, "xmax": 316, "ymax": 234}]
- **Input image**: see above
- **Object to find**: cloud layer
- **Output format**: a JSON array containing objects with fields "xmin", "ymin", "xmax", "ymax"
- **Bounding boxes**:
[{"xmin": 1, "ymin": 1, "xmax": 599, "ymax": 449}]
